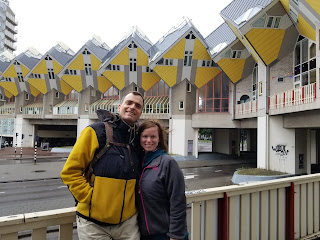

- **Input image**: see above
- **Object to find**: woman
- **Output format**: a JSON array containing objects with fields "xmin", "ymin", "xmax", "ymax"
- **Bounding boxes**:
[{"xmin": 137, "ymin": 120, "xmax": 187, "ymax": 240}]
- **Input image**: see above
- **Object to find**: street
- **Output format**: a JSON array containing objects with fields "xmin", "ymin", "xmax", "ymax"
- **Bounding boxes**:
[{"xmin": 0, "ymin": 163, "xmax": 255, "ymax": 217}]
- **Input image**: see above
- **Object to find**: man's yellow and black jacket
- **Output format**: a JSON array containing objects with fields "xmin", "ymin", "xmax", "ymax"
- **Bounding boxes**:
[{"xmin": 61, "ymin": 117, "xmax": 139, "ymax": 225}]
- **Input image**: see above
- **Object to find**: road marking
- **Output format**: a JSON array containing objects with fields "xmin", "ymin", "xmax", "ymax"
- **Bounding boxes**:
[
  {"xmin": 0, "ymin": 192, "xmax": 5, "ymax": 194},
  {"xmin": 215, "ymin": 170, "xmax": 222, "ymax": 172},
  {"xmin": 184, "ymin": 175, "xmax": 198, "ymax": 180},
  {"xmin": 58, "ymin": 186, "xmax": 67, "ymax": 189}
]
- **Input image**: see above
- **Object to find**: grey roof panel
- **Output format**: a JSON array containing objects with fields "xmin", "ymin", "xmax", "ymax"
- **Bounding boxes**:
[
  {"xmin": 220, "ymin": 0, "xmax": 273, "ymax": 24},
  {"xmin": 48, "ymin": 47, "xmax": 74, "ymax": 66},
  {"xmin": 0, "ymin": 60, "xmax": 10, "ymax": 73},
  {"xmin": 101, "ymin": 27, "xmax": 153, "ymax": 66},
  {"xmin": 205, "ymin": 22, "xmax": 237, "ymax": 57},
  {"xmin": 17, "ymin": 53, "xmax": 40, "ymax": 69},
  {"xmin": 149, "ymin": 18, "xmax": 207, "ymax": 62},
  {"xmin": 86, "ymin": 40, "xmax": 110, "ymax": 60}
]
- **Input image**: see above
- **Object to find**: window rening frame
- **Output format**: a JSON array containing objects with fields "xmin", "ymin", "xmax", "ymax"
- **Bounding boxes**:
[{"xmin": 198, "ymin": 72, "xmax": 229, "ymax": 113}]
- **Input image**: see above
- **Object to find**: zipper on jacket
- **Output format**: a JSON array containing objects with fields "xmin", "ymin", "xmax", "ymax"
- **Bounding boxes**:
[
  {"xmin": 139, "ymin": 165, "xmax": 159, "ymax": 235},
  {"xmin": 119, "ymin": 180, "xmax": 128, "ymax": 223}
]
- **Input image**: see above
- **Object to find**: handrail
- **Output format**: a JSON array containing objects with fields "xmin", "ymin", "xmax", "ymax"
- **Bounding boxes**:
[{"xmin": 2, "ymin": 174, "xmax": 320, "ymax": 239}]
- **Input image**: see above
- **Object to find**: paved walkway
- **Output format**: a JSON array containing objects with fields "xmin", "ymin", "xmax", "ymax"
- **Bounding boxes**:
[{"xmin": 0, "ymin": 147, "xmax": 256, "ymax": 183}]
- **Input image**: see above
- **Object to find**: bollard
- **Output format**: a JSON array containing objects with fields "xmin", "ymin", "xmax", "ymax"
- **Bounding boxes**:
[
  {"xmin": 34, "ymin": 141, "xmax": 37, "ymax": 164},
  {"xmin": 20, "ymin": 140, "xmax": 23, "ymax": 158}
]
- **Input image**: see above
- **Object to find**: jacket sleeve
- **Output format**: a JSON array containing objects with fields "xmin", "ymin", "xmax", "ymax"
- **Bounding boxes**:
[
  {"xmin": 60, "ymin": 126, "xmax": 99, "ymax": 204},
  {"xmin": 163, "ymin": 157, "xmax": 187, "ymax": 239}
]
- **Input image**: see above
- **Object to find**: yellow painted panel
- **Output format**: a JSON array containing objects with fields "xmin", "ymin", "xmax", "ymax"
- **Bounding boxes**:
[
  {"xmin": 3, "ymin": 65, "xmax": 17, "ymax": 78},
  {"xmin": 29, "ymin": 84, "xmax": 40, "ymax": 97},
  {"xmin": 97, "ymin": 76, "xmax": 113, "ymax": 94},
  {"xmin": 52, "ymin": 59, "xmax": 63, "ymax": 73},
  {"xmin": 280, "ymin": 0, "xmax": 289, "ymax": 13},
  {"xmin": 4, "ymin": 89, "xmax": 13, "ymax": 98},
  {"xmin": 218, "ymin": 58, "xmax": 246, "ymax": 83},
  {"xmin": 142, "ymin": 73, "xmax": 161, "ymax": 91},
  {"xmin": 28, "ymin": 78, "xmax": 47, "ymax": 94},
  {"xmin": 226, "ymin": 21, "xmax": 262, "ymax": 63},
  {"xmin": 33, "ymin": 60, "xmax": 48, "ymax": 74},
  {"xmin": 61, "ymin": 75, "xmax": 83, "ymax": 92},
  {"xmin": 103, "ymin": 71, "xmax": 125, "ymax": 90},
  {"xmin": 164, "ymin": 38, "xmax": 185, "ymax": 59},
  {"xmin": 91, "ymin": 54, "xmax": 101, "ymax": 71},
  {"xmin": 21, "ymin": 64, "xmax": 30, "ymax": 77},
  {"xmin": 298, "ymin": 15, "xmax": 316, "ymax": 42},
  {"xmin": 137, "ymin": 48, "xmax": 148, "ymax": 66},
  {"xmin": 68, "ymin": 54, "xmax": 84, "ymax": 70},
  {"xmin": 0, "ymin": 82, "xmax": 18, "ymax": 96},
  {"xmin": 195, "ymin": 67, "xmax": 221, "ymax": 88},
  {"xmin": 305, "ymin": 0, "xmax": 320, "ymax": 15},
  {"xmin": 111, "ymin": 48, "xmax": 129, "ymax": 65},
  {"xmin": 153, "ymin": 66, "xmax": 177, "ymax": 87},
  {"xmin": 193, "ymin": 39, "xmax": 211, "ymax": 60},
  {"xmin": 246, "ymin": 29, "xmax": 285, "ymax": 65},
  {"xmin": 60, "ymin": 80, "xmax": 73, "ymax": 96}
]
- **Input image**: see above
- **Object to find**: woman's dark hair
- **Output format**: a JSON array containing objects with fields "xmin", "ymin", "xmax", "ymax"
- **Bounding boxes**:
[{"xmin": 138, "ymin": 119, "xmax": 168, "ymax": 152}]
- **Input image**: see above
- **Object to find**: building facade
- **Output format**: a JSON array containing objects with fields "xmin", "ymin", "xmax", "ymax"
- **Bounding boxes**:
[
  {"xmin": 0, "ymin": 0, "xmax": 319, "ymax": 175},
  {"xmin": 0, "ymin": 0, "xmax": 17, "ymax": 53}
]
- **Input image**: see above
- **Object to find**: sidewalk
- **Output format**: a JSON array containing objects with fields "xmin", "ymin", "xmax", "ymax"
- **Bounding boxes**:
[{"xmin": 0, "ymin": 147, "xmax": 256, "ymax": 183}]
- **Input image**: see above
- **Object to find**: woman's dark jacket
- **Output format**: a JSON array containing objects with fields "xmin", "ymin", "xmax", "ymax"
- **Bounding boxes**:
[{"xmin": 137, "ymin": 150, "xmax": 187, "ymax": 239}]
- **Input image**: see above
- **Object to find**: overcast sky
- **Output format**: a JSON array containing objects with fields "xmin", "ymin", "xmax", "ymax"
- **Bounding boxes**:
[{"xmin": 10, "ymin": 0, "xmax": 233, "ymax": 55}]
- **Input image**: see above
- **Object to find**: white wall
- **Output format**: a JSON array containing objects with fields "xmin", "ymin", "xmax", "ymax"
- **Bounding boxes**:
[
  {"xmin": 269, "ymin": 115, "xmax": 295, "ymax": 173},
  {"xmin": 14, "ymin": 116, "xmax": 34, "ymax": 147},
  {"xmin": 295, "ymin": 129, "xmax": 307, "ymax": 175},
  {"xmin": 77, "ymin": 118, "xmax": 95, "ymax": 139},
  {"xmin": 170, "ymin": 117, "xmax": 195, "ymax": 156}
]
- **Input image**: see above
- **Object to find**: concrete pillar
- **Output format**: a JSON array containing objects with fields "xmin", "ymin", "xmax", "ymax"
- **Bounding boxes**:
[
  {"xmin": 257, "ymin": 116, "xmax": 269, "ymax": 169},
  {"xmin": 194, "ymin": 128, "xmax": 199, "ymax": 158},
  {"xmin": 14, "ymin": 115, "xmax": 34, "ymax": 147}
]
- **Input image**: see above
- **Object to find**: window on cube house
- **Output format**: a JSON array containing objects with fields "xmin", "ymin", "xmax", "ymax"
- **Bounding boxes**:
[
  {"xmin": 294, "ymin": 36, "xmax": 316, "ymax": 88},
  {"xmin": 198, "ymin": 71, "xmax": 229, "ymax": 113},
  {"xmin": 66, "ymin": 90, "xmax": 78, "ymax": 100},
  {"xmin": 103, "ymin": 86, "xmax": 119, "ymax": 99},
  {"xmin": 145, "ymin": 80, "xmax": 169, "ymax": 97}
]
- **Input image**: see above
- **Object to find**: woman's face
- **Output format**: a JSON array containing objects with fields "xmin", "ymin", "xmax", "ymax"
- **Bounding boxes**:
[{"xmin": 140, "ymin": 126, "xmax": 160, "ymax": 153}]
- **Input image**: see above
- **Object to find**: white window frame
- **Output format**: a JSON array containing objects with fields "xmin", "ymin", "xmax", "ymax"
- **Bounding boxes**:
[
  {"xmin": 184, "ymin": 51, "xmax": 193, "ymax": 66},
  {"xmin": 85, "ymin": 64, "xmax": 93, "ymax": 76},
  {"xmin": 179, "ymin": 101, "xmax": 184, "ymax": 110},
  {"xmin": 48, "ymin": 68, "xmax": 55, "ymax": 80},
  {"xmin": 55, "ymin": 91, "xmax": 59, "ymax": 99},
  {"xmin": 25, "ymin": 93, "xmax": 29, "ymax": 100},
  {"xmin": 187, "ymin": 83, "xmax": 192, "ymax": 93}
]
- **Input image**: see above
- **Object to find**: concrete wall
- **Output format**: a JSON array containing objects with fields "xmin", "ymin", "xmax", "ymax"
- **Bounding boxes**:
[
  {"xmin": 295, "ymin": 129, "xmax": 308, "ymax": 174},
  {"xmin": 284, "ymin": 110, "xmax": 320, "ymax": 128},
  {"xmin": 269, "ymin": 52, "xmax": 294, "ymax": 96},
  {"xmin": 269, "ymin": 115, "xmax": 295, "ymax": 173},
  {"xmin": 214, "ymin": 129, "xmax": 239, "ymax": 155},
  {"xmin": 236, "ymin": 74, "xmax": 252, "ymax": 103},
  {"xmin": 192, "ymin": 113, "xmax": 240, "ymax": 128},
  {"xmin": 78, "ymin": 86, "xmax": 101, "ymax": 116},
  {"xmin": 14, "ymin": 116, "xmax": 34, "ymax": 147},
  {"xmin": 170, "ymin": 116, "xmax": 195, "ymax": 155},
  {"xmin": 171, "ymin": 80, "xmax": 196, "ymax": 115},
  {"xmin": 44, "ymin": 89, "xmax": 65, "ymax": 115}
]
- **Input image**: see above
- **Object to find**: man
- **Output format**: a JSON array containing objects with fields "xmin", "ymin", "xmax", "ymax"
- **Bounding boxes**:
[{"xmin": 61, "ymin": 91, "xmax": 144, "ymax": 240}]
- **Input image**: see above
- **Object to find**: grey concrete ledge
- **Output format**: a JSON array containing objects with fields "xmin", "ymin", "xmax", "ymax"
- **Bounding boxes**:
[{"xmin": 232, "ymin": 170, "xmax": 295, "ymax": 184}]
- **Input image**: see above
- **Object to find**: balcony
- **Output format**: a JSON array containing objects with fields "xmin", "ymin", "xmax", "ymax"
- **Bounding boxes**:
[
  {"xmin": 269, "ymin": 83, "xmax": 318, "ymax": 115},
  {"xmin": 53, "ymin": 100, "xmax": 78, "ymax": 118},
  {"xmin": 2, "ymin": 174, "xmax": 320, "ymax": 239},
  {"xmin": 235, "ymin": 100, "xmax": 258, "ymax": 119},
  {"xmin": 89, "ymin": 98, "xmax": 119, "ymax": 115},
  {"xmin": 141, "ymin": 96, "xmax": 170, "ymax": 119},
  {"xmin": 0, "ymin": 103, "xmax": 14, "ymax": 115},
  {"xmin": 23, "ymin": 102, "xmax": 43, "ymax": 118}
]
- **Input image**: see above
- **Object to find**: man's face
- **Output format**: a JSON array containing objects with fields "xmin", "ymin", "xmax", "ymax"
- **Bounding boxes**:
[{"xmin": 119, "ymin": 93, "xmax": 143, "ymax": 125}]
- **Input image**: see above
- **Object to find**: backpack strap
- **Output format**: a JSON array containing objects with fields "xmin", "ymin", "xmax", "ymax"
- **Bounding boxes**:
[{"xmin": 84, "ymin": 122, "xmax": 113, "ymax": 187}]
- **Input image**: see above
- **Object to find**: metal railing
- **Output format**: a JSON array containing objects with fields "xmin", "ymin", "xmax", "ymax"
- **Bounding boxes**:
[
  {"xmin": 269, "ymin": 83, "xmax": 316, "ymax": 110},
  {"xmin": 53, "ymin": 100, "xmax": 78, "ymax": 115},
  {"xmin": 235, "ymin": 100, "xmax": 258, "ymax": 115},
  {"xmin": 142, "ymin": 96, "xmax": 169, "ymax": 114},
  {"xmin": 2, "ymin": 174, "xmax": 320, "ymax": 239}
]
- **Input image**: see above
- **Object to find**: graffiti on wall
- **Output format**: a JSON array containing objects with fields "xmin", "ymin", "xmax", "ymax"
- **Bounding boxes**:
[{"xmin": 272, "ymin": 144, "xmax": 289, "ymax": 157}]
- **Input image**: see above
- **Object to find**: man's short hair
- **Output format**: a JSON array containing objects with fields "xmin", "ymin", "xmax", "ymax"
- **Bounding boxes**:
[{"xmin": 121, "ymin": 91, "xmax": 144, "ymax": 106}]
